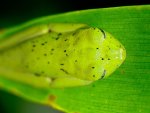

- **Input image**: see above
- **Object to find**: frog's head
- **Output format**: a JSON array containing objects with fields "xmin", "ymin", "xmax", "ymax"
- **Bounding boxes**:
[
  {"xmin": 73, "ymin": 27, "xmax": 126, "ymax": 81},
  {"xmin": 97, "ymin": 29, "xmax": 126, "ymax": 79}
]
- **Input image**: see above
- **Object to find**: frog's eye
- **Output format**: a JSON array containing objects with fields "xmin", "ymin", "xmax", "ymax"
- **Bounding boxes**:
[
  {"xmin": 100, "ymin": 70, "xmax": 106, "ymax": 79},
  {"xmin": 99, "ymin": 28, "xmax": 106, "ymax": 39}
]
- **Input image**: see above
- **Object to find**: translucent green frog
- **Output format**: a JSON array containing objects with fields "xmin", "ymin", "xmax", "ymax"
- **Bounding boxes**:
[{"xmin": 0, "ymin": 23, "xmax": 126, "ymax": 88}]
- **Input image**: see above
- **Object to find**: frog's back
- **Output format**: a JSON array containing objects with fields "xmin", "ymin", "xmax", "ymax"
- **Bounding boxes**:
[
  {"xmin": 0, "ymin": 23, "xmax": 89, "ymax": 78},
  {"xmin": 0, "ymin": 23, "xmax": 126, "ymax": 85}
]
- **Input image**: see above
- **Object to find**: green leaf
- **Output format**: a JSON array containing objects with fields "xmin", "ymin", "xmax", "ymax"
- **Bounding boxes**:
[{"xmin": 0, "ymin": 5, "xmax": 150, "ymax": 113}]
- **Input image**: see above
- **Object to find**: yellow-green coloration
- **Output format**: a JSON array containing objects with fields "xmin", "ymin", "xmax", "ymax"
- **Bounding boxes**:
[{"xmin": 0, "ymin": 23, "xmax": 126, "ymax": 88}]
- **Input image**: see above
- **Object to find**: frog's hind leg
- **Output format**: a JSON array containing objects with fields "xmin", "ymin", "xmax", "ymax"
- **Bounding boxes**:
[
  {"xmin": 0, "ymin": 67, "xmax": 52, "ymax": 88},
  {"xmin": 0, "ymin": 66, "xmax": 93, "ymax": 88},
  {"xmin": 50, "ymin": 77, "xmax": 92, "ymax": 88}
]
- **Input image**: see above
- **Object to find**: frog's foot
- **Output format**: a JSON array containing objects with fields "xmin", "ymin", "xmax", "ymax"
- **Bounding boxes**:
[{"xmin": 50, "ymin": 77, "xmax": 93, "ymax": 88}]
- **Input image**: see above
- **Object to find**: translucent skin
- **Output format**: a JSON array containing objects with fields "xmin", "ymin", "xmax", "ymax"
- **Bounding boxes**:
[{"xmin": 0, "ymin": 24, "xmax": 126, "ymax": 88}]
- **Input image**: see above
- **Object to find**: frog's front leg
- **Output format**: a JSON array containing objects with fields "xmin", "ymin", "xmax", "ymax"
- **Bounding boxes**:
[{"xmin": 50, "ymin": 77, "xmax": 92, "ymax": 88}]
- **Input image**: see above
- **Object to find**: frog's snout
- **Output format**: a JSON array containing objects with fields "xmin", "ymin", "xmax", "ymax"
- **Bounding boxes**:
[
  {"xmin": 108, "ymin": 44, "xmax": 126, "ymax": 62},
  {"xmin": 101, "ymin": 32, "xmax": 126, "ymax": 78},
  {"xmin": 119, "ymin": 45, "xmax": 126, "ymax": 62}
]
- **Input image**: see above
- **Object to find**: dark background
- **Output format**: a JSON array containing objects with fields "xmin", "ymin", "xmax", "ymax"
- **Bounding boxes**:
[
  {"xmin": 0, "ymin": 0, "xmax": 149, "ymax": 113},
  {"xmin": 0, "ymin": 0, "xmax": 149, "ymax": 28}
]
